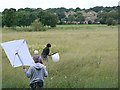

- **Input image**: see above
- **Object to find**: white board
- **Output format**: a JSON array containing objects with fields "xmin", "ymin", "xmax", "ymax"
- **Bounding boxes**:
[{"xmin": 1, "ymin": 39, "xmax": 35, "ymax": 68}]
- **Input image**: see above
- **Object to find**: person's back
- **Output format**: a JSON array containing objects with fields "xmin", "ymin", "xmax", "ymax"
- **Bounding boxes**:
[
  {"xmin": 23, "ymin": 57, "xmax": 48, "ymax": 89},
  {"xmin": 25, "ymin": 63, "xmax": 48, "ymax": 83},
  {"xmin": 41, "ymin": 43, "xmax": 51, "ymax": 62},
  {"xmin": 33, "ymin": 50, "xmax": 43, "ymax": 64},
  {"xmin": 41, "ymin": 47, "xmax": 49, "ymax": 56}
]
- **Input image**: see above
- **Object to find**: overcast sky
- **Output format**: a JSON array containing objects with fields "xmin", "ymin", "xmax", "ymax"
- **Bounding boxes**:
[{"xmin": 0, "ymin": 0, "xmax": 119, "ymax": 12}]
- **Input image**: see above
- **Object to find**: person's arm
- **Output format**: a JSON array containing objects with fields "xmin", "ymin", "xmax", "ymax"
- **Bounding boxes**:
[
  {"xmin": 23, "ymin": 66, "xmax": 32, "ymax": 78},
  {"xmin": 43, "ymin": 66, "xmax": 48, "ymax": 77},
  {"xmin": 39, "ymin": 57, "xmax": 43, "ymax": 64},
  {"xmin": 48, "ymin": 54, "xmax": 51, "ymax": 56},
  {"xmin": 47, "ymin": 49, "xmax": 51, "ymax": 56}
]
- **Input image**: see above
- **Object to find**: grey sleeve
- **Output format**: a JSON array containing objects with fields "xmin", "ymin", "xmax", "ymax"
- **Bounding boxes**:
[
  {"xmin": 43, "ymin": 67, "xmax": 48, "ymax": 77},
  {"xmin": 24, "ymin": 66, "xmax": 32, "ymax": 78}
]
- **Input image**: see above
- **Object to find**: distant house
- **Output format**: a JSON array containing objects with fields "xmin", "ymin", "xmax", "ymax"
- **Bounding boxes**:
[
  {"xmin": 82, "ymin": 10, "xmax": 98, "ymax": 24},
  {"xmin": 85, "ymin": 16, "xmax": 97, "ymax": 23},
  {"xmin": 68, "ymin": 11, "xmax": 75, "ymax": 15},
  {"xmin": 64, "ymin": 12, "xmax": 69, "ymax": 18},
  {"xmin": 64, "ymin": 11, "xmax": 75, "ymax": 18},
  {"xmin": 62, "ymin": 10, "xmax": 98, "ymax": 24},
  {"xmin": 82, "ymin": 10, "xmax": 97, "ymax": 17}
]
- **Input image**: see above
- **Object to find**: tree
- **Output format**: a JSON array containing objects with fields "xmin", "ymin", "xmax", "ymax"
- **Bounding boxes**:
[
  {"xmin": 76, "ymin": 15, "xmax": 85, "ymax": 23},
  {"xmin": 16, "ymin": 11, "xmax": 31, "ymax": 26},
  {"xmin": 97, "ymin": 11, "xmax": 108, "ymax": 24},
  {"xmin": 29, "ymin": 12, "xmax": 38, "ymax": 25},
  {"xmin": 88, "ymin": 20, "xmax": 92, "ymax": 24},
  {"xmin": 68, "ymin": 15, "xmax": 75, "ymax": 22},
  {"xmin": 68, "ymin": 8, "xmax": 74, "ymax": 11},
  {"xmin": 75, "ymin": 7, "xmax": 81, "ymax": 12},
  {"xmin": 48, "ymin": 14, "xmax": 58, "ymax": 27},
  {"xmin": 94, "ymin": 18, "xmax": 99, "ymax": 22},
  {"xmin": 31, "ymin": 19, "xmax": 45, "ymax": 31},
  {"xmin": 38, "ymin": 11, "xmax": 58, "ymax": 27},
  {"xmin": 57, "ymin": 12, "xmax": 66, "ymax": 21},
  {"xmin": 106, "ymin": 18, "xmax": 117, "ymax": 26},
  {"xmin": 89, "ymin": 6, "xmax": 104, "ymax": 12},
  {"xmin": 76, "ymin": 11, "xmax": 83, "ymax": 16},
  {"xmin": 108, "ymin": 10, "xmax": 118, "ymax": 20},
  {"xmin": 3, "ymin": 8, "xmax": 16, "ymax": 27}
]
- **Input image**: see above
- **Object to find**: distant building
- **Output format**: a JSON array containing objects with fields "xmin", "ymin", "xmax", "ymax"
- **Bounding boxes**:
[
  {"xmin": 82, "ymin": 10, "xmax": 97, "ymax": 17},
  {"xmin": 64, "ymin": 11, "xmax": 75, "ymax": 18},
  {"xmin": 63, "ymin": 10, "xmax": 98, "ymax": 25},
  {"xmin": 82, "ymin": 10, "xmax": 98, "ymax": 24}
]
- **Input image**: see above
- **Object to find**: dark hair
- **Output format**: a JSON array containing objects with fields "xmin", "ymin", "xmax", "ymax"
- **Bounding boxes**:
[
  {"xmin": 33, "ymin": 56, "xmax": 39, "ymax": 63},
  {"xmin": 47, "ymin": 43, "xmax": 51, "ymax": 47}
]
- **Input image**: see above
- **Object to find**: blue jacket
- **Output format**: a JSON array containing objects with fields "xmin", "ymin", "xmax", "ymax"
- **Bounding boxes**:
[{"xmin": 32, "ymin": 56, "xmax": 42, "ymax": 62}]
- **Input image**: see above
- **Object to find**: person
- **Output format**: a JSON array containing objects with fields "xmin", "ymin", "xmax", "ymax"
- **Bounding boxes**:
[
  {"xmin": 33, "ymin": 50, "xmax": 43, "ymax": 64},
  {"xmin": 41, "ymin": 43, "xmax": 51, "ymax": 62},
  {"xmin": 23, "ymin": 56, "xmax": 48, "ymax": 90}
]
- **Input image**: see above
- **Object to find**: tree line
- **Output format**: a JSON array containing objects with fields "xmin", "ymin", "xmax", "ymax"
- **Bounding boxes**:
[
  {"xmin": 1, "ymin": 6, "xmax": 118, "ymax": 27},
  {"xmin": 2, "ymin": 8, "xmax": 58, "ymax": 27}
]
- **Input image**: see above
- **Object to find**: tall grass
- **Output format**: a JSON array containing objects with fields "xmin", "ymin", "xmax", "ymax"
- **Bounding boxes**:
[{"xmin": 1, "ymin": 26, "xmax": 118, "ymax": 88}]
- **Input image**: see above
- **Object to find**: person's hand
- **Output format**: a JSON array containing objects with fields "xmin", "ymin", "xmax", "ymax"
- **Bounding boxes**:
[
  {"xmin": 48, "ymin": 54, "xmax": 51, "ymax": 56},
  {"xmin": 23, "ymin": 66, "xmax": 26, "ymax": 69}
]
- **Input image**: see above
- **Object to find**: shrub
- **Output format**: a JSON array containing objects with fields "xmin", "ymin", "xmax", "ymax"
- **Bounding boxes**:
[
  {"xmin": 106, "ymin": 18, "xmax": 117, "ymax": 26},
  {"xmin": 31, "ymin": 19, "xmax": 46, "ymax": 31},
  {"xmin": 88, "ymin": 20, "xmax": 92, "ymax": 24}
]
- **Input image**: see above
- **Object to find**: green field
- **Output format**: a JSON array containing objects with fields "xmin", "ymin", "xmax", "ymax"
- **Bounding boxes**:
[
  {"xmin": 56, "ymin": 24, "xmax": 107, "ymax": 27},
  {"xmin": 1, "ymin": 25, "xmax": 118, "ymax": 88}
]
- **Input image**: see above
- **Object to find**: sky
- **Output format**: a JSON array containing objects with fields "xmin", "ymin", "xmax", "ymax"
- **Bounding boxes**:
[{"xmin": 0, "ymin": 0, "xmax": 119, "ymax": 12}]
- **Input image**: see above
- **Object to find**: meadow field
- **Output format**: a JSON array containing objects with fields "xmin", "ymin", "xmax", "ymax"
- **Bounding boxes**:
[{"xmin": 1, "ymin": 25, "xmax": 118, "ymax": 88}]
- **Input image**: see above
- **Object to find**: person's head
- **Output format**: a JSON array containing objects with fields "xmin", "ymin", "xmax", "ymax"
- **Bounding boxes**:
[
  {"xmin": 46, "ymin": 43, "xmax": 51, "ymax": 48},
  {"xmin": 33, "ymin": 56, "xmax": 40, "ymax": 63},
  {"xmin": 34, "ymin": 50, "xmax": 39, "ymax": 57}
]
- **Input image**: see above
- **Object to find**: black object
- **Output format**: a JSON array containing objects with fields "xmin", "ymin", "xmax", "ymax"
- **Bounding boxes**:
[
  {"xmin": 51, "ymin": 52, "xmax": 58, "ymax": 55},
  {"xmin": 30, "ymin": 82, "xmax": 43, "ymax": 90}
]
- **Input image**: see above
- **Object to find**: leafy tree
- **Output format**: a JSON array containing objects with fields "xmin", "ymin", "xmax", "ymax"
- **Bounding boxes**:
[
  {"xmin": 75, "ymin": 7, "xmax": 81, "ymax": 12},
  {"xmin": 107, "ymin": 10, "xmax": 118, "ymax": 20},
  {"xmin": 48, "ymin": 14, "xmax": 58, "ymax": 27},
  {"xmin": 31, "ymin": 18, "xmax": 45, "ymax": 31},
  {"xmin": 89, "ymin": 6, "xmax": 104, "ymax": 12},
  {"xmin": 16, "ymin": 11, "xmax": 30, "ymax": 26},
  {"xmin": 88, "ymin": 20, "xmax": 92, "ymax": 24},
  {"xmin": 76, "ymin": 15, "xmax": 85, "ymax": 23},
  {"xmin": 97, "ymin": 11, "xmax": 108, "ymax": 24},
  {"xmin": 17, "ymin": 8, "xmax": 24, "ymax": 12},
  {"xmin": 106, "ymin": 18, "xmax": 117, "ymax": 26},
  {"xmin": 97, "ymin": 10, "xmax": 118, "ymax": 24},
  {"xmin": 94, "ymin": 18, "xmax": 99, "ymax": 22},
  {"xmin": 57, "ymin": 12, "xmax": 66, "ymax": 20},
  {"xmin": 76, "ymin": 11, "xmax": 83, "ymax": 16},
  {"xmin": 68, "ymin": 15, "xmax": 75, "ymax": 22},
  {"xmin": 99, "ymin": 18, "xmax": 106, "ymax": 24},
  {"xmin": 68, "ymin": 8, "xmax": 74, "ymax": 11},
  {"xmin": 29, "ymin": 12, "xmax": 38, "ymax": 24},
  {"xmin": 3, "ymin": 8, "xmax": 16, "ymax": 27},
  {"xmin": 38, "ymin": 11, "xmax": 48, "ymax": 26},
  {"xmin": 38, "ymin": 11, "xmax": 58, "ymax": 27}
]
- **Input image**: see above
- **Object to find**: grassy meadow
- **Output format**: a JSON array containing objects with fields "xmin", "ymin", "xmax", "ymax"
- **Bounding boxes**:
[{"xmin": 1, "ymin": 25, "xmax": 118, "ymax": 88}]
